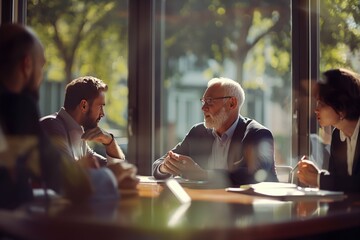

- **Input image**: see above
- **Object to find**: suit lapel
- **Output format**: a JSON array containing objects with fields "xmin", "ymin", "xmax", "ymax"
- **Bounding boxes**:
[
  {"xmin": 194, "ymin": 126, "xmax": 215, "ymax": 168},
  {"xmin": 352, "ymin": 127, "xmax": 360, "ymax": 175},
  {"xmin": 227, "ymin": 116, "xmax": 251, "ymax": 170},
  {"xmin": 330, "ymin": 129, "xmax": 348, "ymax": 174}
]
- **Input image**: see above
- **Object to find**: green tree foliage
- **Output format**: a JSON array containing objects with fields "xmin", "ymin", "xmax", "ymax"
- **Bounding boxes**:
[
  {"xmin": 27, "ymin": 0, "xmax": 128, "ymax": 132},
  {"xmin": 320, "ymin": 0, "xmax": 360, "ymax": 72},
  {"xmin": 163, "ymin": 0, "xmax": 291, "ymax": 85},
  {"xmin": 162, "ymin": 0, "xmax": 292, "ymax": 114},
  {"xmin": 163, "ymin": 0, "xmax": 360, "ymax": 104}
]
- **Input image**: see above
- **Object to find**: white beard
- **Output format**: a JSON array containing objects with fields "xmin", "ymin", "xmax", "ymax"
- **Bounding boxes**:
[{"xmin": 204, "ymin": 107, "xmax": 228, "ymax": 130}]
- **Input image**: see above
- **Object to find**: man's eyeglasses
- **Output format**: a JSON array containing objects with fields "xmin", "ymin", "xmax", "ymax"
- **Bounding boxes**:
[{"xmin": 200, "ymin": 96, "xmax": 232, "ymax": 106}]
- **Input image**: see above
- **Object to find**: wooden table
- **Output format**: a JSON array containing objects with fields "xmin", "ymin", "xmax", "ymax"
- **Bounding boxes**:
[{"xmin": 1, "ymin": 180, "xmax": 360, "ymax": 240}]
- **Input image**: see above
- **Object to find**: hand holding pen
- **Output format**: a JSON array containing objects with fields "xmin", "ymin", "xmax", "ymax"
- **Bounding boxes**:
[{"xmin": 296, "ymin": 156, "xmax": 320, "ymax": 188}]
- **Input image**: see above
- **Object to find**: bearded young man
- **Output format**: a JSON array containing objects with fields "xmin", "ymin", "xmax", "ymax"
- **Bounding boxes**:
[
  {"xmin": 40, "ymin": 76, "xmax": 135, "ymax": 169},
  {"xmin": 41, "ymin": 77, "xmax": 119, "ymax": 163},
  {"xmin": 152, "ymin": 77, "xmax": 278, "ymax": 186},
  {"xmin": 0, "ymin": 24, "xmax": 136, "ymax": 209}
]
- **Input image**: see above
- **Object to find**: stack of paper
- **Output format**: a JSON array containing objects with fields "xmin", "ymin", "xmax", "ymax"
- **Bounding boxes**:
[
  {"xmin": 226, "ymin": 182, "xmax": 345, "ymax": 200},
  {"xmin": 138, "ymin": 176, "xmax": 207, "ymax": 185}
]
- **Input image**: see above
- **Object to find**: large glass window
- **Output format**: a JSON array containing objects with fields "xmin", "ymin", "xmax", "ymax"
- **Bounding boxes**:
[
  {"xmin": 23, "ymin": 0, "xmax": 358, "ymax": 173},
  {"xmin": 27, "ymin": 0, "xmax": 129, "ymax": 153},
  {"xmin": 157, "ymin": 1, "xmax": 293, "ymax": 166}
]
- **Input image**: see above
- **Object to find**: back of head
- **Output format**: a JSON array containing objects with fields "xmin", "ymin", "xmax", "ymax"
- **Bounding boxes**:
[
  {"xmin": 0, "ymin": 24, "xmax": 37, "ymax": 81},
  {"xmin": 318, "ymin": 68, "xmax": 360, "ymax": 120},
  {"xmin": 64, "ymin": 76, "xmax": 108, "ymax": 111},
  {"xmin": 208, "ymin": 77, "xmax": 245, "ymax": 110}
]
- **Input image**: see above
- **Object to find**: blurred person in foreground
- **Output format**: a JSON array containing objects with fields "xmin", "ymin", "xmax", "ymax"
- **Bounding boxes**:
[
  {"xmin": 0, "ymin": 23, "xmax": 135, "ymax": 209},
  {"xmin": 297, "ymin": 68, "xmax": 360, "ymax": 192},
  {"xmin": 40, "ymin": 76, "xmax": 138, "ymax": 190},
  {"xmin": 153, "ymin": 77, "xmax": 278, "ymax": 187}
]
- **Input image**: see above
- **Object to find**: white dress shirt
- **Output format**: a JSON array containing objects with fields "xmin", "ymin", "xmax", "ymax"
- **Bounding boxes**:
[{"xmin": 208, "ymin": 117, "xmax": 239, "ymax": 170}]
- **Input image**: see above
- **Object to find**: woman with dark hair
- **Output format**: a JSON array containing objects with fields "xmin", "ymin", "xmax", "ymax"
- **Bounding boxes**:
[{"xmin": 297, "ymin": 68, "xmax": 360, "ymax": 192}]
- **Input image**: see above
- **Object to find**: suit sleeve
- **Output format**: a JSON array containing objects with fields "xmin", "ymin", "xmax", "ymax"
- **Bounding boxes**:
[
  {"xmin": 228, "ymin": 128, "xmax": 278, "ymax": 185},
  {"xmin": 152, "ymin": 127, "xmax": 193, "ymax": 179},
  {"xmin": 320, "ymin": 174, "xmax": 360, "ymax": 192}
]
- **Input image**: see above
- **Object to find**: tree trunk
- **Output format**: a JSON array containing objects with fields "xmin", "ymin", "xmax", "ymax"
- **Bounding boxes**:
[
  {"xmin": 64, "ymin": 59, "xmax": 73, "ymax": 83},
  {"xmin": 235, "ymin": 54, "xmax": 246, "ymax": 85}
]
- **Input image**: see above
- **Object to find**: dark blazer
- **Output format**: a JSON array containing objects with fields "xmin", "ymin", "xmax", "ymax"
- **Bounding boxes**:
[
  {"xmin": 320, "ymin": 127, "xmax": 360, "ymax": 192},
  {"xmin": 153, "ymin": 116, "xmax": 278, "ymax": 186},
  {"xmin": 0, "ymin": 88, "xmax": 62, "ymax": 209}
]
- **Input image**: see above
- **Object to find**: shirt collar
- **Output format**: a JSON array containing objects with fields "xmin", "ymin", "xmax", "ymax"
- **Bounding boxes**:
[
  {"xmin": 339, "ymin": 117, "xmax": 360, "ymax": 142},
  {"xmin": 58, "ymin": 107, "xmax": 84, "ymax": 133},
  {"xmin": 212, "ymin": 116, "xmax": 239, "ymax": 141}
]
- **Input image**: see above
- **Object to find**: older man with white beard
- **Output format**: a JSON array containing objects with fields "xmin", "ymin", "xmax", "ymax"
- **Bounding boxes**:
[{"xmin": 152, "ymin": 77, "xmax": 278, "ymax": 187}]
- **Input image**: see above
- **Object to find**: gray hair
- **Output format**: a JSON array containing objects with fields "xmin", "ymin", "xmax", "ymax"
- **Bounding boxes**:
[{"xmin": 208, "ymin": 77, "xmax": 245, "ymax": 110}]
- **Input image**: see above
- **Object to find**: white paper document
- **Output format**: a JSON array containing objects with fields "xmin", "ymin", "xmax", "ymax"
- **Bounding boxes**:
[
  {"xmin": 226, "ymin": 182, "xmax": 346, "ymax": 200},
  {"xmin": 138, "ymin": 175, "xmax": 207, "ymax": 185}
]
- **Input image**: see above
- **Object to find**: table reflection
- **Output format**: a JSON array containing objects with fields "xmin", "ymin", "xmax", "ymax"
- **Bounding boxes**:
[
  {"xmin": 2, "ymin": 182, "xmax": 358, "ymax": 240},
  {"xmin": 20, "ymin": 189, "xmax": 335, "ymax": 231}
]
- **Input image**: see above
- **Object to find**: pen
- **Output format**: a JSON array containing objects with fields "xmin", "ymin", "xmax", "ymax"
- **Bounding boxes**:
[{"xmin": 289, "ymin": 156, "xmax": 306, "ymax": 183}]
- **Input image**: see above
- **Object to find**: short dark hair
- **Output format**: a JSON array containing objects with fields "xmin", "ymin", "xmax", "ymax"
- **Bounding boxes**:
[
  {"xmin": 317, "ymin": 68, "xmax": 360, "ymax": 120},
  {"xmin": 0, "ymin": 24, "xmax": 37, "ymax": 77},
  {"xmin": 64, "ymin": 76, "xmax": 108, "ymax": 111}
]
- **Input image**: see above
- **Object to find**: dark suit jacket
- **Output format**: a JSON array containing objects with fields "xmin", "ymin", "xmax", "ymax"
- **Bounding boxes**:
[
  {"xmin": 0, "ymin": 87, "xmax": 62, "ymax": 209},
  {"xmin": 153, "ymin": 116, "xmax": 278, "ymax": 186},
  {"xmin": 320, "ymin": 127, "xmax": 360, "ymax": 192}
]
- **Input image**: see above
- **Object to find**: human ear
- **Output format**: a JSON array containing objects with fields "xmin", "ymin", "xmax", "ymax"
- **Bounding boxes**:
[
  {"xmin": 80, "ymin": 99, "xmax": 88, "ymax": 112},
  {"xmin": 230, "ymin": 97, "xmax": 237, "ymax": 109}
]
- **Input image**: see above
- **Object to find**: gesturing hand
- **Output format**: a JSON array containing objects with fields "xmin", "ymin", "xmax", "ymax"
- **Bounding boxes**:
[
  {"xmin": 107, "ymin": 162, "xmax": 139, "ymax": 190},
  {"xmin": 297, "ymin": 156, "xmax": 320, "ymax": 187},
  {"xmin": 159, "ymin": 152, "xmax": 182, "ymax": 176},
  {"xmin": 160, "ymin": 151, "xmax": 207, "ymax": 181}
]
